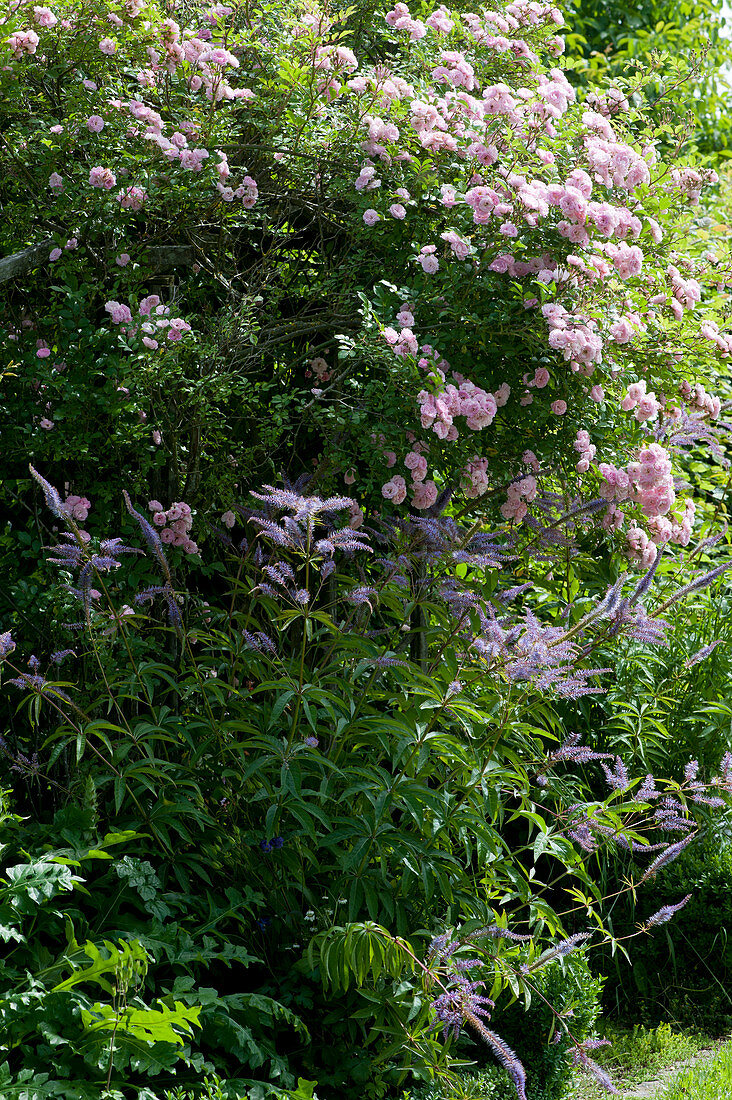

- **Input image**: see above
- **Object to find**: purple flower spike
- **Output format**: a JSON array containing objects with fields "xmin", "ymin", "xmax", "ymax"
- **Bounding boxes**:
[
  {"xmin": 643, "ymin": 894, "xmax": 692, "ymax": 928},
  {"xmin": 29, "ymin": 465, "xmax": 66, "ymax": 519}
]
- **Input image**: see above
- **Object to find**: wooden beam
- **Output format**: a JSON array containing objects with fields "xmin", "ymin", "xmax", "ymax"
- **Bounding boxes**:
[
  {"xmin": 0, "ymin": 241, "xmax": 196, "ymax": 284},
  {"xmin": 0, "ymin": 240, "xmax": 54, "ymax": 283}
]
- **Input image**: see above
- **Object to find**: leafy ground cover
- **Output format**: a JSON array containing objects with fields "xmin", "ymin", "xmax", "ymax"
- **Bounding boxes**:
[
  {"xmin": 569, "ymin": 1024, "xmax": 716, "ymax": 1099},
  {"xmin": 661, "ymin": 1041, "xmax": 732, "ymax": 1100}
]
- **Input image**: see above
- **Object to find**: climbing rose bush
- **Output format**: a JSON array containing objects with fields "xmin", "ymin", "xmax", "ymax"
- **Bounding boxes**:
[{"xmin": 1, "ymin": 0, "xmax": 731, "ymax": 566}]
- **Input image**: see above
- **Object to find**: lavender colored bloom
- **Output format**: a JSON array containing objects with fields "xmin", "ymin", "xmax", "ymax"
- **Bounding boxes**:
[
  {"xmin": 663, "ymin": 561, "xmax": 732, "ymax": 608},
  {"xmin": 256, "ymin": 583, "xmax": 280, "ymax": 599},
  {"xmin": 495, "ymin": 582, "xmax": 533, "ymax": 604},
  {"xmin": 428, "ymin": 932, "xmax": 460, "ymax": 963},
  {"xmin": 262, "ymin": 564, "xmax": 289, "ymax": 587},
  {"xmin": 10, "ymin": 749, "xmax": 41, "ymax": 778},
  {"xmin": 547, "ymin": 734, "xmax": 613, "ymax": 767},
  {"xmin": 684, "ymin": 759, "xmax": 700, "ymax": 783},
  {"xmin": 628, "ymin": 547, "xmax": 663, "ymax": 605},
  {"xmin": 50, "ymin": 646, "xmax": 75, "ymax": 664},
  {"xmin": 0, "ymin": 632, "xmax": 16, "ymax": 660},
  {"xmin": 465, "ymin": 1016, "xmax": 528, "ymax": 1100},
  {"xmin": 606, "ymin": 603, "xmax": 670, "ymax": 646},
  {"xmin": 99, "ymin": 537, "xmax": 141, "ymax": 558},
  {"xmin": 524, "ymin": 932, "xmax": 591, "ymax": 973},
  {"xmin": 569, "ymin": 828, "xmax": 601, "ymax": 852},
  {"xmin": 472, "ymin": 607, "xmax": 607, "ymax": 698},
  {"xmin": 636, "ymin": 774, "xmax": 660, "ymax": 802},
  {"xmin": 242, "ymin": 630, "xmax": 277, "ymax": 655},
  {"xmin": 474, "ymin": 925, "xmax": 533, "ymax": 944},
  {"xmin": 317, "ymin": 529, "xmax": 372, "ymax": 555},
  {"xmin": 691, "ymin": 524, "xmax": 728, "ymax": 556},
  {"xmin": 346, "ymin": 585, "xmax": 378, "ymax": 607},
  {"xmin": 251, "ymin": 485, "xmax": 353, "ymax": 522},
  {"xmin": 123, "ymin": 491, "xmax": 172, "ymax": 583},
  {"xmin": 658, "ymin": 407, "xmax": 730, "ymax": 466},
  {"xmin": 685, "ymin": 640, "xmax": 723, "ymax": 668},
  {"xmin": 450, "ymin": 956, "xmax": 483, "ymax": 972},
  {"xmin": 294, "ymin": 588, "xmax": 310, "ymax": 605},
  {"xmin": 249, "ymin": 516, "xmax": 297, "ymax": 549},
  {"xmin": 595, "ymin": 575, "xmax": 628, "ymax": 619},
  {"xmin": 653, "ymin": 807, "xmax": 693, "ymax": 832},
  {"xmin": 602, "ymin": 756, "xmax": 630, "ymax": 792},
  {"xmin": 304, "ymin": 736, "xmax": 319, "ymax": 748},
  {"xmin": 133, "ymin": 583, "xmax": 184, "ymax": 638},
  {"xmin": 571, "ymin": 1048, "xmax": 619, "ymax": 1094},
  {"xmin": 431, "ymin": 975, "xmax": 495, "ymax": 1040},
  {"xmin": 29, "ymin": 465, "xmax": 66, "ymax": 519},
  {"xmin": 640, "ymin": 835, "xmax": 695, "ymax": 882},
  {"xmin": 691, "ymin": 793, "xmax": 727, "ymax": 808},
  {"xmin": 6, "ymin": 671, "xmax": 71, "ymax": 701},
  {"xmin": 370, "ymin": 655, "xmax": 410, "ymax": 668},
  {"xmin": 717, "ymin": 752, "xmax": 732, "ymax": 787},
  {"xmin": 643, "ymin": 894, "xmax": 692, "ymax": 928}
]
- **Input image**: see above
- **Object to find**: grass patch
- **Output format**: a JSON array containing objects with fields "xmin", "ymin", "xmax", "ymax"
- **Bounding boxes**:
[
  {"xmin": 570, "ymin": 1023, "xmax": 708, "ymax": 1098},
  {"xmin": 662, "ymin": 1042, "xmax": 732, "ymax": 1099}
]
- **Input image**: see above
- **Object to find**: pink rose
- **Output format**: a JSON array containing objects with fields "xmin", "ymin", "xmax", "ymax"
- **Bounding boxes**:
[{"xmin": 381, "ymin": 475, "xmax": 407, "ymax": 504}]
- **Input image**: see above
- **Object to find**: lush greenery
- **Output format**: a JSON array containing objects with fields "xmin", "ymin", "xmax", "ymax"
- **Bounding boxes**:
[
  {"xmin": 661, "ymin": 1042, "xmax": 732, "ymax": 1100},
  {"xmin": 570, "ymin": 1023, "xmax": 709, "ymax": 1099},
  {"xmin": 2, "ymin": 0, "xmax": 732, "ymax": 1096}
]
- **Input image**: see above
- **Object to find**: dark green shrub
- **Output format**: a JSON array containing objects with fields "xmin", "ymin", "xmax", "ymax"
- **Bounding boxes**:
[
  {"xmin": 404, "ymin": 955, "xmax": 602, "ymax": 1100},
  {"xmin": 600, "ymin": 839, "xmax": 732, "ymax": 1032}
]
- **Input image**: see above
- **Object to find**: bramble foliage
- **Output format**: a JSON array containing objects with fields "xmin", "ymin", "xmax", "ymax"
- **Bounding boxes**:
[{"xmin": 0, "ymin": 788, "xmax": 308, "ymax": 1098}]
